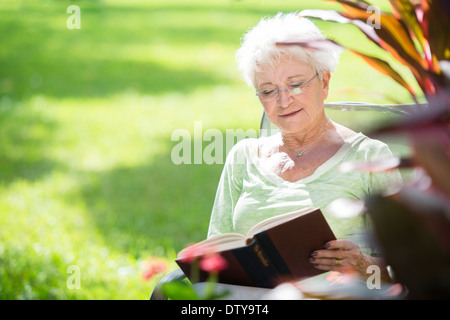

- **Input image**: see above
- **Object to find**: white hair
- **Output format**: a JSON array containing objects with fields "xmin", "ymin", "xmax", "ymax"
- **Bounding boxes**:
[{"xmin": 236, "ymin": 12, "xmax": 341, "ymax": 88}]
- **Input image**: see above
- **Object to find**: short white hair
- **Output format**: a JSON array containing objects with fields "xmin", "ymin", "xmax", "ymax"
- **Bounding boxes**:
[{"xmin": 236, "ymin": 12, "xmax": 341, "ymax": 88}]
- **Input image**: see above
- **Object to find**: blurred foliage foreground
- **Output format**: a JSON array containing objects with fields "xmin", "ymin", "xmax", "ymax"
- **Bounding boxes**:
[{"xmin": 292, "ymin": 0, "xmax": 450, "ymax": 299}]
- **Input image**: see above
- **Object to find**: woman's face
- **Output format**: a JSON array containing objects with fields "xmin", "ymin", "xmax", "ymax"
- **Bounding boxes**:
[{"xmin": 255, "ymin": 57, "xmax": 330, "ymax": 135}]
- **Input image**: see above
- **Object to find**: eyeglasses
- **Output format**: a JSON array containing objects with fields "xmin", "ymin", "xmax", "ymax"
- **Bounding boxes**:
[{"xmin": 256, "ymin": 73, "xmax": 319, "ymax": 102}]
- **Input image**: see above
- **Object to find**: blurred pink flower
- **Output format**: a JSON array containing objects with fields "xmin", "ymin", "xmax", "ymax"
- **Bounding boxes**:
[
  {"xmin": 178, "ymin": 244, "xmax": 228, "ymax": 274},
  {"xmin": 385, "ymin": 283, "xmax": 405, "ymax": 297},
  {"xmin": 199, "ymin": 253, "xmax": 228, "ymax": 274},
  {"xmin": 178, "ymin": 244, "xmax": 214, "ymax": 263},
  {"xmin": 141, "ymin": 257, "xmax": 168, "ymax": 281},
  {"xmin": 325, "ymin": 270, "xmax": 358, "ymax": 285}
]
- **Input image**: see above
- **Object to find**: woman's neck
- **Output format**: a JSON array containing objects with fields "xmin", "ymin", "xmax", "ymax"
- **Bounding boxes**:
[{"xmin": 281, "ymin": 117, "xmax": 330, "ymax": 152}]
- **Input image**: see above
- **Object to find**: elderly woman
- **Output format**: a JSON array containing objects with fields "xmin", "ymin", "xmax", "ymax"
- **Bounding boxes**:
[{"xmin": 207, "ymin": 13, "xmax": 402, "ymax": 282}]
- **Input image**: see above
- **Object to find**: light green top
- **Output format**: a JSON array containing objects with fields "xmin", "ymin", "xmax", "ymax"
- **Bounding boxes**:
[{"xmin": 207, "ymin": 132, "xmax": 402, "ymax": 254}]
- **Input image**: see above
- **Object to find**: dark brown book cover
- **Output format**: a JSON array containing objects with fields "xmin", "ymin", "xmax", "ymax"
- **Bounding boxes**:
[
  {"xmin": 176, "ymin": 208, "xmax": 336, "ymax": 288},
  {"xmin": 262, "ymin": 208, "xmax": 336, "ymax": 280}
]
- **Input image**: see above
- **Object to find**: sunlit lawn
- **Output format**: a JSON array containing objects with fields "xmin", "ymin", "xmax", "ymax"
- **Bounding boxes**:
[{"xmin": 0, "ymin": 0, "xmax": 419, "ymax": 299}]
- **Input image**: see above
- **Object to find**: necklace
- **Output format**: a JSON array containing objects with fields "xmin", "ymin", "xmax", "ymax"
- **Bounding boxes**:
[{"xmin": 283, "ymin": 118, "xmax": 330, "ymax": 157}]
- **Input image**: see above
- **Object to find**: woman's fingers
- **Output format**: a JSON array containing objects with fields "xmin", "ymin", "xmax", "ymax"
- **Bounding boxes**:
[
  {"xmin": 310, "ymin": 240, "xmax": 390, "ymax": 281},
  {"xmin": 310, "ymin": 239, "xmax": 374, "ymax": 276},
  {"xmin": 311, "ymin": 248, "xmax": 346, "ymax": 259},
  {"xmin": 325, "ymin": 239, "xmax": 358, "ymax": 250},
  {"xmin": 309, "ymin": 240, "xmax": 361, "ymax": 271},
  {"xmin": 309, "ymin": 257, "xmax": 344, "ymax": 271}
]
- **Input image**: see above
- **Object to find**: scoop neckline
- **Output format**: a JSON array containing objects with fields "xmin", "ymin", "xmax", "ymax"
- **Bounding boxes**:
[{"xmin": 249, "ymin": 132, "xmax": 365, "ymax": 186}]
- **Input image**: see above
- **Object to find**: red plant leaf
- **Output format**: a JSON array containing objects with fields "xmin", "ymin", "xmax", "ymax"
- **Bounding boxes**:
[
  {"xmin": 335, "ymin": 0, "xmax": 427, "ymax": 70},
  {"xmin": 299, "ymin": 9, "xmax": 382, "ymax": 48},
  {"xmin": 424, "ymin": 0, "xmax": 450, "ymax": 62},
  {"xmin": 388, "ymin": 0, "xmax": 431, "ymax": 64},
  {"xmin": 276, "ymin": 39, "xmax": 344, "ymax": 52},
  {"xmin": 277, "ymin": 38, "xmax": 419, "ymax": 102},
  {"xmin": 300, "ymin": 7, "xmax": 432, "ymax": 96},
  {"xmin": 389, "ymin": 0, "xmax": 425, "ymax": 44},
  {"xmin": 349, "ymin": 50, "xmax": 418, "ymax": 102}
]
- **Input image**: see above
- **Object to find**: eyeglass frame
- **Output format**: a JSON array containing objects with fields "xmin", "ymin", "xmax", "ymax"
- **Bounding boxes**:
[{"xmin": 255, "ymin": 72, "xmax": 319, "ymax": 102}]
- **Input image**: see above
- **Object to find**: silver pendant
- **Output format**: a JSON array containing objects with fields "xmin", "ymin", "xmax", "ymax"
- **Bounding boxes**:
[{"xmin": 296, "ymin": 151, "xmax": 303, "ymax": 157}]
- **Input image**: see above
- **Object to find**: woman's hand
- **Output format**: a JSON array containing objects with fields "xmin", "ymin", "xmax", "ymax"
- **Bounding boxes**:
[{"xmin": 309, "ymin": 239, "xmax": 391, "ymax": 281}]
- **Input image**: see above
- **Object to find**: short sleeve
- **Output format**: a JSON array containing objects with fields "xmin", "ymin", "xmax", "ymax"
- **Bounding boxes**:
[{"xmin": 362, "ymin": 138, "xmax": 404, "ymax": 196}]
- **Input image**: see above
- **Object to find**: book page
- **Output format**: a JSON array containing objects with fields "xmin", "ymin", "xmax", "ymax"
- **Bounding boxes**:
[
  {"xmin": 177, "ymin": 233, "xmax": 246, "ymax": 259},
  {"xmin": 246, "ymin": 207, "xmax": 316, "ymax": 239}
]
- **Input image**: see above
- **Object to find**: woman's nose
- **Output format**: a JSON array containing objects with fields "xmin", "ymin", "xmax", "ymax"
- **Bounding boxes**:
[{"xmin": 277, "ymin": 89, "xmax": 293, "ymax": 108}]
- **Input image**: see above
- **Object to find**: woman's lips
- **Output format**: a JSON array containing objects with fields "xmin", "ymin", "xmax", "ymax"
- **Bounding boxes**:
[{"xmin": 279, "ymin": 109, "xmax": 302, "ymax": 118}]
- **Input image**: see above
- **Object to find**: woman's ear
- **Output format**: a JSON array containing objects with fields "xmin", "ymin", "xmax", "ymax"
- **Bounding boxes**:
[{"xmin": 321, "ymin": 71, "xmax": 331, "ymax": 100}]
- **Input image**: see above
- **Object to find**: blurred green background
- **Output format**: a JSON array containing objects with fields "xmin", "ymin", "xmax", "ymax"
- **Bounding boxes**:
[{"xmin": 0, "ymin": 0, "xmax": 419, "ymax": 299}]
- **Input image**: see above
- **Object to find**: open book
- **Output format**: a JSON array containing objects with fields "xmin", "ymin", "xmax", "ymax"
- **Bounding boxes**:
[{"xmin": 176, "ymin": 207, "xmax": 336, "ymax": 288}]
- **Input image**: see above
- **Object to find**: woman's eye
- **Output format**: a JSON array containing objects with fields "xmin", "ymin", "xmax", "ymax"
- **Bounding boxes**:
[
  {"xmin": 262, "ymin": 89, "xmax": 275, "ymax": 95},
  {"xmin": 289, "ymin": 82, "xmax": 303, "ymax": 88}
]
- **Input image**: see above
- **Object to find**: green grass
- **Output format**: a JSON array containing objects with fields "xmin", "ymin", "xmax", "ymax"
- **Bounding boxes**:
[{"xmin": 0, "ymin": 0, "xmax": 420, "ymax": 299}]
